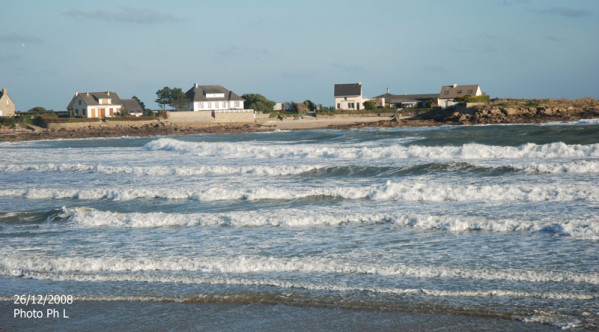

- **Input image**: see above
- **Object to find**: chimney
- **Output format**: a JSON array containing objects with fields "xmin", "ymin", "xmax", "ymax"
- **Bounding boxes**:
[
  {"xmin": 75, "ymin": 91, "xmax": 79, "ymax": 96},
  {"xmin": 107, "ymin": 91, "xmax": 110, "ymax": 96},
  {"xmin": 2, "ymin": 88, "xmax": 6, "ymax": 95},
  {"xmin": 195, "ymin": 83, "xmax": 199, "ymax": 88},
  {"xmin": 453, "ymin": 84, "xmax": 458, "ymax": 88},
  {"xmin": 387, "ymin": 88, "xmax": 390, "ymax": 94}
]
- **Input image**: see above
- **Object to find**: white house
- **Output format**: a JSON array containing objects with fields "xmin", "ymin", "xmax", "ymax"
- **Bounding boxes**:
[
  {"xmin": 67, "ymin": 91, "xmax": 142, "ymax": 118},
  {"xmin": 0, "ymin": 88, "xmax": 16, "ymax": 117},
  {"xmin": 334, "ymin": 82, "xmax": 366, "ymax": 110},
  {"xmin": 437, "ymin": 84, "xmax": 482, "ymax": 109},
  {"xmin": 185, "ymin": 84, "xmax": 245, "ymax": 112},
  {"xmin": 67, "ymin": 91, "xmax": 123, "ymax": 118}
]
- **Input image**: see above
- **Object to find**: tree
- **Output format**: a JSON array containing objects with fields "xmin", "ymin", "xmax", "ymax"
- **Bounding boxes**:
[
  {"xmin": 364, "ymin": 100, "xmax": 376, "ymax": 110},
  {"xmin": 155, "ymin": 87, "xmax": 189, "ymax": 111},
  {"xmin": 303, "ymin": 100, "xmax": 316, "ymax": 112},
  {"xmin": 132, "ymin": 96, "xmax": 146, "ymax": 111},
  {"xmin": 241, "ymin": 94, "xmax": 276, "ymax": 113},
  {"xmin": 27, "ymin": 106, "xmax": 47, "ymax": 114},
  {"xmin": 169, "ymin": 88, "xmax": 189, "ymax": 111},
  {"xmin": 155, "ymin": 87, "xmax": 171, "ymax": 110}
]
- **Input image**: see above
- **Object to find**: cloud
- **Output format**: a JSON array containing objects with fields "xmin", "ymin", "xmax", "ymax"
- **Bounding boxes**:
[
  {"xmin": 539, "ymin": 7, "xmax": 590, "ymax": 18},
  {"xmin": 0, "ymin": 33, "xmax": 43, "ymax": 44},
  {"xmin": 65, "ymin": 7, "xmax": 181, "ymax": 24}
]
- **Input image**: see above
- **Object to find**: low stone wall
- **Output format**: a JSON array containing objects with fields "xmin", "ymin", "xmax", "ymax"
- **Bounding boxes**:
[
  {"xmin": 166, "ymin": 111, "xmax": 214, "ymax": 123},
  {"xmin": 46, "ymin": 120, "xmax": 158, "ymax": 130},
  {"xmin": 213, "ymin": 111, "xmax": 255, "ymax": 123}
]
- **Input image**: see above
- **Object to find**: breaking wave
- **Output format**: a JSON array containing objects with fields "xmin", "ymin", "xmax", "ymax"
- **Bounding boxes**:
[
  {"xmin": 143, "ymin": 138, "xmax": 599, "ymax": 161},
  {"xmin": 20, "ymin": 207, "xmax": 595, "ymax": 240},
  {"xmin": 2, "ymin": 180, "xmax": 597, "ymax": 203}
]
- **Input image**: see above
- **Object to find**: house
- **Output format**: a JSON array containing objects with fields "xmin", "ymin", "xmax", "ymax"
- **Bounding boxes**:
[
  {"xmin": 0, "ymin": 88, "xmax": 16, "ymax": 117},
  {"xmin": 335, "ymin": 82, "xmax": 366, "ymax": 110},
  {"xmin": 437, "ymin": 84, "xmax": 482, "ymax": 109},
  {"xmin": 375, "ymin": 89, "xmax": 437, "ymax": 108},
  {"xmin": 185, "ymin": 84, "xmax": 245, "ymax": 112},
  {"xmin": 121, "ymin": 98, "xmax": 144, "ymax": 116},
  {"xmin": 67, "ymin": 91, "xmax": 124, "ymax": 118}
]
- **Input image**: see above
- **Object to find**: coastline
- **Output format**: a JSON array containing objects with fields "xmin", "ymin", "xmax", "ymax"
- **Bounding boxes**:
[{"xmin": 1, "ymin": 105, "xmax": 599, "ymax": 142}]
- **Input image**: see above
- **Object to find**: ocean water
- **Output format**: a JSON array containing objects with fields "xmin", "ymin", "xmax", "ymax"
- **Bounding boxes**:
[{"xmin": 1, "ymin": 122, "xmax": 598, "ymax": 330}]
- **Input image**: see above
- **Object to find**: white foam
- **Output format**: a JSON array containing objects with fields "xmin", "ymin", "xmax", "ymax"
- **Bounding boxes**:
[
  {"xmin": 2, "ymin": 254, "xmax": 598, "ymax": 286},
  {"xmin": 144, "ymin": 138, "xmax": 599, "ymax": 161},
  {"xmin": 57, "ymin": 207, "xmax": 599, "ymax": 240},
  {"xmin": 0, "ymin": 163, "xmax": 323, "ymax": 177},
  {"xmin": 1, "ymin": 180, "xmax": 598, "ymax": 204}
]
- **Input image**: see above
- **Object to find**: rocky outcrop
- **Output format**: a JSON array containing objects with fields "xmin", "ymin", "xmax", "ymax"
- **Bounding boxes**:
[{"xmin": 440, "ymin": 105, "xmax": 599, "ymax": 125}]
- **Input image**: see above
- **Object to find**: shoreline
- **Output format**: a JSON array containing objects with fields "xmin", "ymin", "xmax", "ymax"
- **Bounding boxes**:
[{"xmin": 1, "ymin": 109, "xmax": 599, "ymax": 142}]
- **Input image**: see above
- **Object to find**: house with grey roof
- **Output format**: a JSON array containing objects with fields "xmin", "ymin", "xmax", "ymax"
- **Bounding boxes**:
[
  {"xmin": 0, "ymin": 88, "xmax": 16, "ymax": 117},
  {"xmin": 437, "ymin": 84, "xmax": 482, "ymax": 109},
  {"xmin": 67, "ymin": 91, "xmax": 123, "ymax": 118},
  {"xmin": 121, "ymin": 98, "xmax": 144, "ymax": 116},
  {"xmin": 67, "ymin": 91, "xmax": 142, "ymax": 118},
  {"xmin": 334, "ymin": 82, "xmax": 377, "ymax": 110},
  {"xmin": 375, "ymin": 89, "xmax": 437, "ymax": 108},
  {"xmin": 185, "ymin": 84, "xmax": 245, "ymax": 112}
]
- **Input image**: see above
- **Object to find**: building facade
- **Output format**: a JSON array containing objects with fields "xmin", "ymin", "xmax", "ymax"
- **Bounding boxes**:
[
  {"xmin": 437, "ymin": 84, "xmax": 482, "ymax": 109},
  {"xmin": 185, "ymin": 84, "xmax": 245, "ymax": 112},
  {"xmin": 67, "ymin": 91, "xmax": 123, "ymax": 118},
  {"xmin": 0, "ymin": 88, "xmax": 16, "ymax": 117},
  {"xmin": 334, "ymin": 83, "xmax": 365, "ymax": 110}
]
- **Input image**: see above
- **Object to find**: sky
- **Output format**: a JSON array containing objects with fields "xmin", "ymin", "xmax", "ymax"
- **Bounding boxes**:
[{"xmin": 1, "ymin": 0, "xmax": 598, "ymax": 111}]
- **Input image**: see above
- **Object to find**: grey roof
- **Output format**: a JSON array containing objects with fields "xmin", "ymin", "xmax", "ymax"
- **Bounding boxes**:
[
  {"xmin": 67, "ymin": 91, "xmax": 122, "ymax": 110},
  {"xmin": 439, "ymin": 84, "xmax": 480, "ymax": 99},
  {"xmin": 374, "ymin": 93, "xmax": 438, "ymax": 103},
  {"xmin": 334, "ymin": 83, "xmax": 362, "ymax": 97},
  {"xmin": 121, "ymin": 98, "xmax": 143, "ymax": 113},
  {"xmin": 185, "ymin": 84, "xmax": 244, "ymax": 102}
]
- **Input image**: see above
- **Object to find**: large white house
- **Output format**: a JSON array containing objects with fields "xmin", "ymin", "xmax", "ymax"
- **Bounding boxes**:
[
  {"xmin": 185, "ymin": 84, "xmax": 245, "ymax": 112},
  {"xmin": 67, "ymin": 91, "xmax": 142, "ymax": 118},
  {"xmin": 437, "ymin": 84, "xmax": 482, "ymax": 109}
]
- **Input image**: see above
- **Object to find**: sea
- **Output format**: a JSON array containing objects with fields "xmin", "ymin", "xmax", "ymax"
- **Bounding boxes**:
[{"xmin": 1, "ymin": 121, "xmax": 598, "ymax": 331}]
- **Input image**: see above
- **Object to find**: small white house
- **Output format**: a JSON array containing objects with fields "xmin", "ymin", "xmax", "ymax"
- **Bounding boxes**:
[
  {"xmin": 0, "ymin": 88, "xmax": 16, "ymax": 117},
  {"xmin": 334, "ymin": 82, "xmax": 366, "ymax": 110},
  {"xmin": 437, "ymin": 84, "xmax": 482, "ymax": 109},
  {"xmin": 185, "ymin": 84, "xmax": 245, "ymax": 112}
]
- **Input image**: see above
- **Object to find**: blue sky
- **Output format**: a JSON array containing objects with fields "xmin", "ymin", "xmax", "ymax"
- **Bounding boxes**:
[{"xmin": 1, "ymin": 0, "xmax": 598, "ymax": 111}]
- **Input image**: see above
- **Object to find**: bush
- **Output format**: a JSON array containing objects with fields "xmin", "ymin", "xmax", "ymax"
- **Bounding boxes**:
[{"xmin": 364, "ymin": 100, "xmax": 376, "ymax": 110}]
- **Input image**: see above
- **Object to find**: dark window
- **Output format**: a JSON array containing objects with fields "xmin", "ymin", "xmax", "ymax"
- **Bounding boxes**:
[
  {"xmin": 467, "ymin": 90, "xmax": 473, "ymax": 94},
  {"xmin": 337, "ymin": 103, "xmax": 340, "ymax": 109},
  {"xmin": 457, "ymin": 90, "xmax": 463, "ymax": 94},
  {"xmin": 78, "ymin": 100, "xmax": 81, "ymax": 105},
  {"xmin": 444, "ymin": 91, "xmax": 449, "ymax": 95}
]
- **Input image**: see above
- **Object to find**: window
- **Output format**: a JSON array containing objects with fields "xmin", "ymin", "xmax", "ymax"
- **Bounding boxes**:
[
  {"xmin": 337, "ymin": 103, "xmax": 340, "ymax": 109},
  {"xmin": 444, "ymin": 91, "xmax": 449, "ymax": 95},
  {"xmin": 467, "ymin": 90, "xmax": 473, "ymax": 94},
  {"xmin": 457, "ymin": 90, "xmax": 463, "ymax": 94},
  {"xmin": 344, "ymin": 97, "xmax": 347, "ymax": 101},
  {"xmin": 78, "ymin": 100, "xmax": 81, "ymax": 105}
]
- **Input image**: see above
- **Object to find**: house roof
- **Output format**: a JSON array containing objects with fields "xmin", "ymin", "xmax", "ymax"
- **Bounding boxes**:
[
  {"xmin": 185, "ymin": 84, "xmax": 244, "ymax": 102},
  {"xmin": 334, "ymin": 83, "xmax": 362, "ymax": 97},
  {"xmin": 374, "ymin": 93, "xmax": 438, "ymax": 104},
  {"xmin": 67, "ymin": 91, "xmax": 122, "ymax": 110},
  {"xmin": 121, "ymin": 98, "xmax": 143, "ymax": 113},
  {"xmin": 439, "ymin": 84, "xmax": 480, "ymax": 99},
  {"xmin": 0, "ymin": 88, "xmax": 14, "ymax": 103}
]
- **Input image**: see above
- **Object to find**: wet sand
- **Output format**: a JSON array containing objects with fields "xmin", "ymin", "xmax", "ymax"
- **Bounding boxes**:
[{"xmin": 1, "ymin": 301, "xmax": 559, "ymax": 332}]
